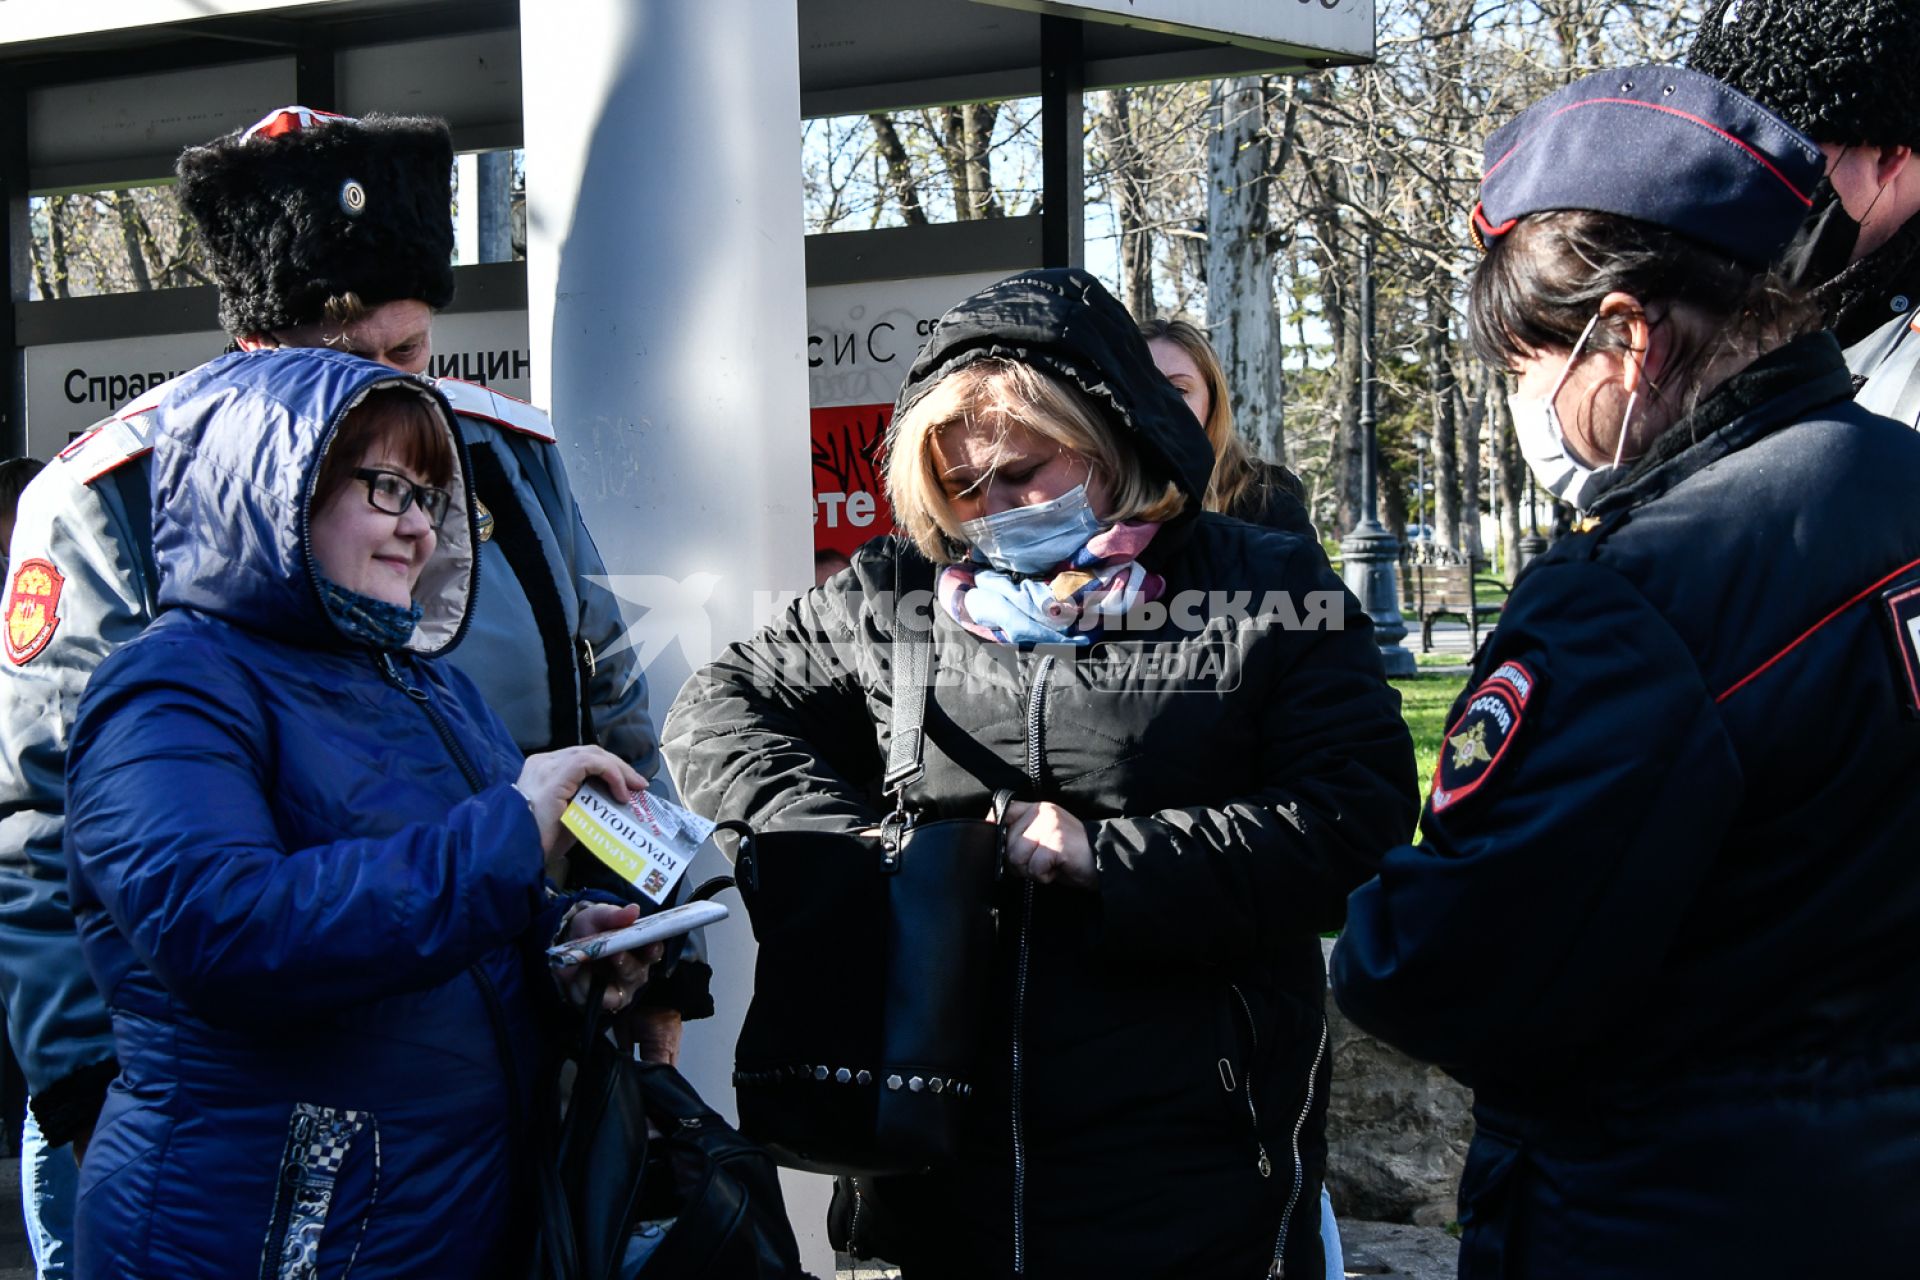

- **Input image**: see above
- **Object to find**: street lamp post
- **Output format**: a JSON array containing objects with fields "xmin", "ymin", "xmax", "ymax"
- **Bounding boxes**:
[
  {"xmin": 1518, "ymin": 474, "xmax": 1548, "ymax": 569},
  {"xmin": 1339, "ymin": 194, "xmax": 1416, "ymax": 676}
]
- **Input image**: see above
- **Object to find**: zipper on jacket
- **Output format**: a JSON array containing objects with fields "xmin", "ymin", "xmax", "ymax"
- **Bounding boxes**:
[
  {"xmin": 377, "ymin": 651, "xmax": 485, "ymax": 792},
  {"xmin": 1228, "ymin": 983, "xmax": 1274, "ymax": 1180},
  {"xmin": 1011, "ymin": 652, "xmax": 1055, "ymax": 1278},
  {"xmin": 1268, "ymin": 1015, "xmax": 1329, "ymax": 1278}
]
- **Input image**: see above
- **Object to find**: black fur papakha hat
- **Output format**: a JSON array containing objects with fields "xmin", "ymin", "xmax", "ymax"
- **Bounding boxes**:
[
  {"xmin": 176, "ymin": 107, "xmax": 456, "ymax": 337},
  {"xmin": 1688, "ymin": 0, "xmax": 1920, "ymax": 149}
]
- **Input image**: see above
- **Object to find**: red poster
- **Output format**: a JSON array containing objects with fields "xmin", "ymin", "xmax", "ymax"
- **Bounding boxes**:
[{"xmin": 811, "ymin": 403, "xmax": 894, "ymax": 571}]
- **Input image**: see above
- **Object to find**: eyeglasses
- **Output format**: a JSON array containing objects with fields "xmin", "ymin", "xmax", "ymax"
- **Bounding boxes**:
[{"xmin": 352, "ymin": 468, "xmax": 453, "ymax": 529}]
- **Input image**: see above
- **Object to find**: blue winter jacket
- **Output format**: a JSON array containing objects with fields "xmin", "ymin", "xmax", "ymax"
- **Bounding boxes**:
[{"xmin": 64, "ymin": 348, "xmax": 566, "ymax": 1279}]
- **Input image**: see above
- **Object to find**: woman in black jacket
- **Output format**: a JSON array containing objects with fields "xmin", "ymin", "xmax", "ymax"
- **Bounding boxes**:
[
  {"xmin": 1140, "ymin": 317, "xmax": 1316, "ymax": 538},
  {"xmin": 666, "ymin": 268, "xmax": 1417, "ymax": 1279},
  {"xmin": 1334, "ymin": 66, "xmax": 1920, "ymax": 1277}
]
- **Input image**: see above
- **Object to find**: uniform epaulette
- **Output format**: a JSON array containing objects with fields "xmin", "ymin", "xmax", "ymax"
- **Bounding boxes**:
[
  {"xmin": 435, "ymin": 378, "xmax": 556, "ymax": 443},
  {"xmin": 58, "ymin": 417, "xmax": 158, "ymax": 488},
  {"xmin": 54, "ymin": 376, "xmax": 180, "ymax": 486}
]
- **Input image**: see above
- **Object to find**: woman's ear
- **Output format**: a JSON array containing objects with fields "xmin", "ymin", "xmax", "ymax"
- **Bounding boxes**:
[{"xmin": 1597, "ymin": 291, "xmax": 1661, "ymax": 396}]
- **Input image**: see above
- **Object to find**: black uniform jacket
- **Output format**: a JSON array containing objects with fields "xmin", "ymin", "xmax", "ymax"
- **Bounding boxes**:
[
  {"xmin": 667, "ymin": 269, "xmax": 1418, "ymax": 1279},
  {"xmin": 1334, "ymin": 334, "xmax": 1920, "ymax": 1279}
]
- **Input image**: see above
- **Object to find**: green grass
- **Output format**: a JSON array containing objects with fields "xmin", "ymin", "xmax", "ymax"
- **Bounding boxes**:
[
  {"xmin": 1414, "ymin": 650, "xmax": 1465, "ymax": 669},
  {"xmin": 1391, "ymin": 674, "xmax": 1468, "ymax": 810}
]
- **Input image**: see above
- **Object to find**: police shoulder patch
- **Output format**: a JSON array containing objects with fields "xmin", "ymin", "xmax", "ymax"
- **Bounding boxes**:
[
  {"xmin": 1430, "ymin": 660, "xmax": 1535, "ymax": 814},
  {"xmin": 5, "ymin": 558, "xmax": 65, "ymax": 666}
]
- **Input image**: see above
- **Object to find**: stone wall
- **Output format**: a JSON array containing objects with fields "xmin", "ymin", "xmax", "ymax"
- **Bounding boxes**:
[{"xmin": 1322, "ymin": 941, "xmax": 1474, "ymax": 1226}]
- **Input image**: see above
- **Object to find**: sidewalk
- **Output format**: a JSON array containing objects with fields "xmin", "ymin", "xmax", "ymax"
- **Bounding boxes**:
[{"xmin": 1404, "ymin": 617, "xmax": 1478, "ymax": 675}]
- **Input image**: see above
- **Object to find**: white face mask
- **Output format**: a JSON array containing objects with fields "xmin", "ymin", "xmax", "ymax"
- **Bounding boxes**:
[{"xmin": 1508, "ymin": 313, "xmax": 1640, "ymax": 512}]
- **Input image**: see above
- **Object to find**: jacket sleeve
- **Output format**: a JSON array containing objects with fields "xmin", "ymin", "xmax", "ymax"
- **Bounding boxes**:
[
  {"xmin": 1331, "ymin": 560, "xmax": 1744, "ymax": 1084},
  {"xmin": 66, "ymin": 639, "xmax": 550, "ymax": 1023},
  {"xmin": 664, "ymin": 569, "xmax": 887, "ymax": 832},
  {"xmin": 1085, "ymin": 553, "xmax": 1420, "ymax": 964},
  {"xmin": 0, "ymin": 463, "xmax": 145, "ymax": 1121}
]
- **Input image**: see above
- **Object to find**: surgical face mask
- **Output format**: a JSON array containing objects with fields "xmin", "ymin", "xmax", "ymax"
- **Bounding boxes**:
[
  {"xmin": 961, "ymin": 482, "xmax": 1105, "ymax": 576},
  {"xmin": 1508, "ymin": 314, "xmax": 1640, "ymax": 511}
]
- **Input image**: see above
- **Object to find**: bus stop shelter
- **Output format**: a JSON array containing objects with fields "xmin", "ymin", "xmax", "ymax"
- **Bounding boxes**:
[{"xmin": 0, "ymin": 0, "xmax": 1373, "ymax": 1263}]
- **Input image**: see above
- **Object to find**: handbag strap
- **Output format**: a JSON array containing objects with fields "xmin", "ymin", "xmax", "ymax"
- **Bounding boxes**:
[{"xmin": 882, "ymin": 547, "xmax": 932, "ymax": 804}]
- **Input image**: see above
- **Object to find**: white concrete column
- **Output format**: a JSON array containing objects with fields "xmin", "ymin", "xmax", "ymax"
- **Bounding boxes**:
[{"xmin": 520, "ymin": 0, "xmax": 825, "ymax": 1267}]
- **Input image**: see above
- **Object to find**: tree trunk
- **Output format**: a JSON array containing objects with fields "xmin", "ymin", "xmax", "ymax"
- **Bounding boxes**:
[
  {"xmin": 1426, "ymin": 287, "xmax": 1460, "ymax": 552},
  {"xmin": 1205, "ymin": 77, "xmax": 1283, "ymax": 463},
  {"xmin": 960, "ymin": 102, "xmax": 1002, "ymax": 220},
  {"xmin": 1493, "ymin": 386, "xmax": 1525, "ymax": 581},
  {"xmin": 112, "ymin": 193, "xmax": 153, "ymax": 292},
  {"xmin": 48, "ymin": 197, "xmax": 73, "ymax": 300},
  {"xmin": 1458, "ymin": 368, "xmax": 1486, "ymax": 566},
  {"xmin": 1103, "ymin": 88, "xmax": 1156, "ymax": 318},
  {"xmin": 867, "ymin": 114, "xmax": 930, "ymax": 226}
]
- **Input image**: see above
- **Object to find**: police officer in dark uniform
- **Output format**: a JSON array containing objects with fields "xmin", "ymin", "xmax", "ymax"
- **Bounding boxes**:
[{"xmin": 1334, "ymin": 65, "xmax": 1920, "ymax": 1278}]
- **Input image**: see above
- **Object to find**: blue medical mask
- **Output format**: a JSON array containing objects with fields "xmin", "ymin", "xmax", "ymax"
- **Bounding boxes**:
[{"xmin": 961, "ymin": 482, "xmax": 1105, "ymax": 576}]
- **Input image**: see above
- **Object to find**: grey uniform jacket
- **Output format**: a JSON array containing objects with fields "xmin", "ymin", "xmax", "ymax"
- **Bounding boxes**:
[
  {"xmin": 1847, "ymin": 310, "xmax": 1920, "ymax": 428},
  {"xmin": 0, "ymin": 374, "xmax": 691, "ymax": 1144}
]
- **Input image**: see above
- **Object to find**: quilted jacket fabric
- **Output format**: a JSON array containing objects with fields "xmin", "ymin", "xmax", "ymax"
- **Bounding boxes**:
[{"xmin": 65, "ymin": 348, "xmax": 561, "ymax": 1279}]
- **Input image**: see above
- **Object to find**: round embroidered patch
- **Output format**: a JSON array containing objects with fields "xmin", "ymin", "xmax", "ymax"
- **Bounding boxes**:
[
  {"xmin": 4, "ymin": 558, "xmax": 65, "ymax": 666},
  {"xmin": 1430, "ymin": 660, "xmax": 1534, "ymax": 813}
]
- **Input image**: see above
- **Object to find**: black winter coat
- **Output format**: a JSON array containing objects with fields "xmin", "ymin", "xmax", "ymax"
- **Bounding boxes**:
[
  {"xmin": 666, "ymin": 270, "xmax": 1418, "ymax": 1279},
  {"xmin": 1335, "ymin": 334, "xmax": 1920, "ymax": 1278}
]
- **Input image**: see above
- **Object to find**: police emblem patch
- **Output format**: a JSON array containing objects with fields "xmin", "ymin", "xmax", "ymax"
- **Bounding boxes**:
[
  {"xmin": 4, "ymin": 558, "xmax": 64, "ymax": 666},
  {"xmin": 1431, "ymin": 660, "xmax": 1535, "ymax": 813}
]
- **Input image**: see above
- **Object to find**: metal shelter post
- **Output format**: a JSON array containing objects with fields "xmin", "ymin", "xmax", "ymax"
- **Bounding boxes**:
[
  {"xmin": 1, "ymin": 80, "xmax": 26, "ymax": 457},
  {"xmin": 1040, "ymin": 16, "xmax": 1084, "ymax": 269},
  {"xmin": 519, "ymin": 0, "xmax": 826, "ymax": 1268}
]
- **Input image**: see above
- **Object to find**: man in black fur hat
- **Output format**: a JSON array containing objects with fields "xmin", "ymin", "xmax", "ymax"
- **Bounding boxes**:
[
  {"xmin": 0, "ymin": 106, "xmax": 708, "ymax": 1259},
  {"xmin": 1690, "ymin": 0, "xmax": 1920, "ymax": 422}
]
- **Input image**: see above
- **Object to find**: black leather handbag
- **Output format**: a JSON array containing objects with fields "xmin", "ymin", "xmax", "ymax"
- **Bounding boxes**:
[
  {"xmin": 727, "ymin": 571, "xmax": 1008, "ymax": 1177},
  {"xmin": 527, "ymin": 969, "xmax": 810, "ymax": 1280}
]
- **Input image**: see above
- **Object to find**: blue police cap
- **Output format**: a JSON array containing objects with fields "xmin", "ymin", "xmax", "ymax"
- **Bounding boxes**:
[{"xmin": 1471, "ymin": 65, "xmax": 1823, "ymax": 267}]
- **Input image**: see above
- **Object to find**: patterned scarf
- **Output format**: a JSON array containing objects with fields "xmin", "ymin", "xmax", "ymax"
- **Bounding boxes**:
[
  {"xmin": 318, "ymin": 578, "xmax": 423, "ymax": 651},
  {"xmin": 938, "ymin": 520, "xmax": 1165, "ymax": 647}
]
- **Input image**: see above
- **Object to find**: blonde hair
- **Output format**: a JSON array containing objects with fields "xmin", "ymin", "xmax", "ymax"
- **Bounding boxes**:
[
  {"xmin": 1138, "ymin": 318, "xmax": 1261, "ymax": 518},
  {"xmin": 885, "ymin": 358, "xmax": 1186, "ymax": 564}
]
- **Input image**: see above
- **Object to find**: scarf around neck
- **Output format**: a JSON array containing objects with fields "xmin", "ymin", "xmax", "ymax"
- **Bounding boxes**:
[
  {"xmin": 318, "ymin": 577, "xmax": 424, "ymax": 651},
  {"xmin": 938, "ymin": 519, "xmax": 1165, "ymax": 647}
]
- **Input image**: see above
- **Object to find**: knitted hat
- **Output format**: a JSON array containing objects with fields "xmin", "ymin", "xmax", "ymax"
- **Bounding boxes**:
[
  {"xmin": 1472, "ymin": 65, "xmax": 1823, "ymax": 268},
  {"xmin": 1688, "ymin": 0, "xmax": 1920, "ymax": 148},
  {"xmin": 177, "ymin": 106, "xmax": 456, "ymax": 337}
]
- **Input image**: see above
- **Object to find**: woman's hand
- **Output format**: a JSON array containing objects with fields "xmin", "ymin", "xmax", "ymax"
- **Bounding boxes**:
[
  {"xmin": 554, "ymin": 902, "xmax": 664, "ymax": 1013},
  {"xmin": 1002, "ymin": 800, "xmax": 1096, "ymax": 890},
  {"xmin": 515, "ymin": 746, "xmax": 647, "ymax": 860}
]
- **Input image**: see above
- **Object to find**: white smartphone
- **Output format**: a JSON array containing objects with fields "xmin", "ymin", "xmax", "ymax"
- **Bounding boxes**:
[{"xmin": 545, "ymin": 899, "xmax": 730, "ymax": 967}]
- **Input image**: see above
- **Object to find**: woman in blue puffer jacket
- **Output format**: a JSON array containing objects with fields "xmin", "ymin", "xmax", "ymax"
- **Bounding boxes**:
[{"xmin": 63, "ymin": 347, "xmax": 657, "ymax": 1278}]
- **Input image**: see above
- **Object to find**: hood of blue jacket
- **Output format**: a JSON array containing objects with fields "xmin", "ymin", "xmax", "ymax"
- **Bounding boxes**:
[{"xmin": 152, "ymin": 347, "xmax": 478, "ymax": 656}]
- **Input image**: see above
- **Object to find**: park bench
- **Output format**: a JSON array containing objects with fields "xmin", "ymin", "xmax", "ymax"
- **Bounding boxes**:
[{"xmin": 1404, "ymin": 562, "xmax": 1508, "ymax": 652}]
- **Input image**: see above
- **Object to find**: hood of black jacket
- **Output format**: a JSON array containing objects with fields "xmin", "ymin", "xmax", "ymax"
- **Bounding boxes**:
[{"xmin": 895, "ymin": 268, "xmax": 1216, "ymax": 516}]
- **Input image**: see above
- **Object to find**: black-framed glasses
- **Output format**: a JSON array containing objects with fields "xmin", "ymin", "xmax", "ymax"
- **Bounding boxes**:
[{"xmin": 352, "ymin": 468, "xmax": 453, "ymax": 529}]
